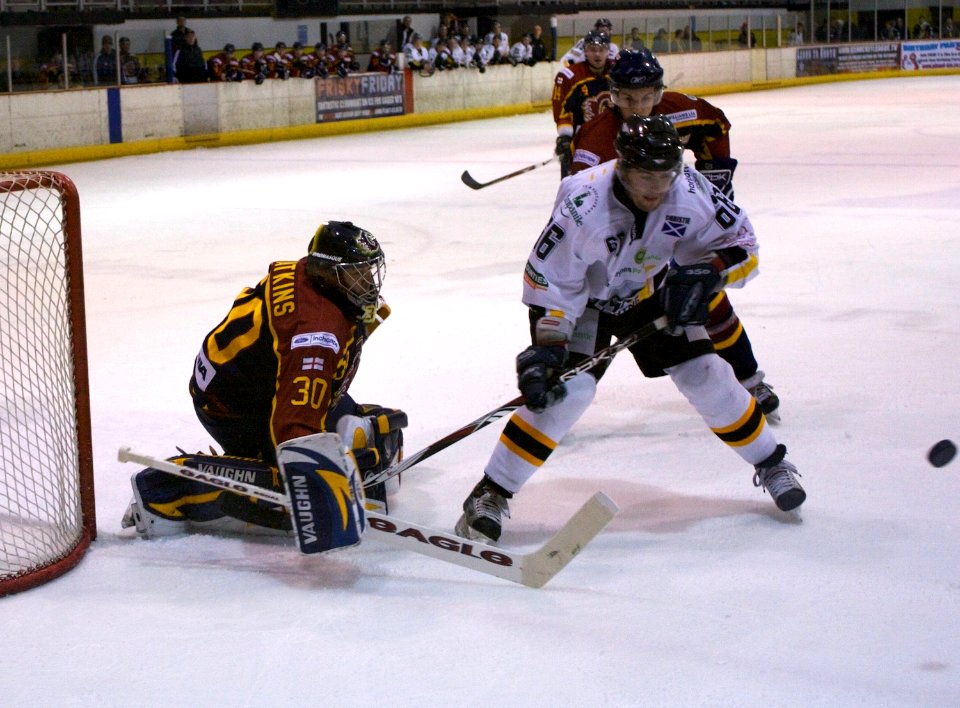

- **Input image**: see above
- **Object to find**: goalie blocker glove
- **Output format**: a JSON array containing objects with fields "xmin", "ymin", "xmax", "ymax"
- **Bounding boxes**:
[{"xmin": 555, "ymin": 135, "xmax": 573, "ymax": 177}]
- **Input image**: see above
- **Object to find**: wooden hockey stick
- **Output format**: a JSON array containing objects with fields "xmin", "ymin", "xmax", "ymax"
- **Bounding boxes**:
[
  {"xmin": 461, "ymin": 156, "xmax": 555, "ymax": 190},
  {"xmin": 117, "ymin": 447, "xmax": 618, "ymax": 589},
  {"xmin": 362, "ymin": 316, "xmax": 668, "ymax": 489}
]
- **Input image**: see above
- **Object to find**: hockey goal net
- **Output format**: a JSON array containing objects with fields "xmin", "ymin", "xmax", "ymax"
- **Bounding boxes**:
[{"xmin": 0, "ymin": 171, "xmax": 95, "ymax": 596}]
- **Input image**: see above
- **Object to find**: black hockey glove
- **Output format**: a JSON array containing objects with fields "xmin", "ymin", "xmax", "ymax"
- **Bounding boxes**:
[
  {"xmin": 695, "ymin": 157, "xmax": 738, "ymax": 200},
  {"xmin": 662, "ymin": 263, "xmax": 723, "ymax": 332},
  {"xmin": 517, "ymin": 345, "xmax": 568, "ymax": 413},
  {"xmin": 555, "ymin": 135, "xmax": 573, "ymax": 178}
]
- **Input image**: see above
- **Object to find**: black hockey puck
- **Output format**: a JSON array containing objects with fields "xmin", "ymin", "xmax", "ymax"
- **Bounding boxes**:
[{"xmin": 927, "ymin": 439, "xmax": 957, "ymax": 468}]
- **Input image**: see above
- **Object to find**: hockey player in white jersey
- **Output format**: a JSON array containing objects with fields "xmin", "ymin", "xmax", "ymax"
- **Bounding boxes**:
[
  {"xmin": 560, "ymin": 17, "xmax": 619, "ymax": 65},
  {"xmin": 455, "ymin": 115, "xmax": 805, "ymax": 544}
]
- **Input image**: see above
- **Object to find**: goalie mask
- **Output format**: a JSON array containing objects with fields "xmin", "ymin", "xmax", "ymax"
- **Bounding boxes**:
[{"xmin": 306, "ymin": 221, "xmax": 385, "ymax": 309}]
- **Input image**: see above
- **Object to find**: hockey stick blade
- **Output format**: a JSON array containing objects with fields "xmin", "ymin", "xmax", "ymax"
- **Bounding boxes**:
[
  {"xmin": 362, "ymin": 315, "xmax": 668, "ymax": 489},
  {"xmin": 117, "ymin": 447, "xmax": 617, "ymax": 587},
  {"xmin": 366, "ymin": 492, "xmax": 618, "ymax": 588},
  {"xmin": 461, "ymin": 157, "xmax": 555, "ymax": 190}
]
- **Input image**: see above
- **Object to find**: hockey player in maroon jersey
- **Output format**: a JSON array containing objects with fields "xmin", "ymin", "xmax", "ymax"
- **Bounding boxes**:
[
  {"xmin": 240, "ymin": 42, "xmax": 268, "ymax": 84},
  {"xmin": 454, "ymin": 116, "xmax": 805, "ymax": 544},
  {"xmin": 207, "ymin": 43, "xmax": 243, "ymax": 82},
  {"xmin": 367, "ymin": 39, "xmax": 399, "ymax": 73},
  {"xmin": 121, "ymin": 222, "xmax": 407, "ymax": 537},
  {"xmin": 330, "ymin": 30, "xmax": 360, "ymax": 77},
  {"xmin": 567, "ymin": 48, "xmax": 780, "ymax": 420},
  {"xmin": 303, "ymin": 42, "xmax": 331, "ymax": 79},
  {"xmin": 264, "ymin": 41, "xmax": 291, "ymax": 79},
  {"xmin": 552, "ymin": 30, "xmax": 614, "ymax": 177}
]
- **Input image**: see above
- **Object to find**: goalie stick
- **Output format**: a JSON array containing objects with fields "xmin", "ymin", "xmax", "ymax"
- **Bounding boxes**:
[
  {"xmin": 117, "ymin": 447, "xmax": 618, "ymax": 588},
  {"xmin": 362, "ymin": 315, "xmax": 668, "ymax": 489},
  {"xmin": 460, "ymin": 156, "xmax": 555, "ymax": 190}
]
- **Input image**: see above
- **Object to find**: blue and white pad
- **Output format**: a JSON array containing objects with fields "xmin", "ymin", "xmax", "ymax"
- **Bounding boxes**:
[{"xmin": 277, "ymin": 432, "xmax": 366, "ymax": 555}]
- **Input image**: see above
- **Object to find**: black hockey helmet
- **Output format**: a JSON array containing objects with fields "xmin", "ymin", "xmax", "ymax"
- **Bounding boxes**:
[
  {"xmin": 583, "ymin": 29, "xmax": 611, "ymax": 47},
  {"xmin": 224, "ymin": 43, "xmax": 236, "ymax": 53},
  {"xmin": 615, "ymin": 115, "xmax": 683, "ymax": 173},
  {"xmin": 609, "ymin": 48, "xmax": 664, "ymax": 90},
  {"xmin": 595, "ymin": 18, "xmax": 613, "ymax": 30},
  {"xmin": 251, "ymin": 42, "xmax": 264, "ymax": 52},
  {"xmin": 306, "ymin": 221, "xmax": 385, "ymax": 308}
]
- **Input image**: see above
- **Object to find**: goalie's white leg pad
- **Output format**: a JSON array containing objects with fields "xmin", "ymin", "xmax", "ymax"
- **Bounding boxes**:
[{"xmin": 278, "ymin": 433, "xmax": 366, "ymax": 555}]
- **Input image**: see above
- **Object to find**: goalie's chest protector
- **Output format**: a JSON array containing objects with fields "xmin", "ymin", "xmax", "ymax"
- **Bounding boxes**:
[{"xmin": 266, "ymin": 259, "xmax": 363, "ymax": 441}]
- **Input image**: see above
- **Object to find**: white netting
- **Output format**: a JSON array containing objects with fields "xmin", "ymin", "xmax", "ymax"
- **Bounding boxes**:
[{"xmin": 0, "ymin": 172, "xmax": 92, "ymax": 593}]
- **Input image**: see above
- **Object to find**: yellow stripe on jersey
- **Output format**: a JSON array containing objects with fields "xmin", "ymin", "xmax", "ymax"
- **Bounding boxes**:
[
  {"xmin": 712, "ymin": 398, "xmax": 766, "ymax": 447},
  {"xmin": 718, "ymin": 252, "xmax": 758, "ymax": 288},
  {"xmin": 205, "ymin": 291, "xmax": 264, "ymax": 365},
  {"xmin": 499, "ymin": 413, "xmax": 558, "ymax": 467}
]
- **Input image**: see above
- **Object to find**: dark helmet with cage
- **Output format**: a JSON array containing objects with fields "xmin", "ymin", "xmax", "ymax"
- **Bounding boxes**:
[
  {"xmin": 609, "ymin": 48, "xmax": 664, "ymax": 90},
  {"xmin": 615, "ymin": 115, "xmax": 684, "ymax": 174},
  {"xmin": 583, "ymin": 29, "xmax": 611, "ymax": 47},
  {"xmin": 306, "ymin": 221, "xmax": 385, "ymax": 310}
]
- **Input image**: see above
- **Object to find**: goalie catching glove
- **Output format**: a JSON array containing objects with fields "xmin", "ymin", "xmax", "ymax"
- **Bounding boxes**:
[{"xmin": 661, "ymin": 262, "xmax": 723, "ymax": 333}]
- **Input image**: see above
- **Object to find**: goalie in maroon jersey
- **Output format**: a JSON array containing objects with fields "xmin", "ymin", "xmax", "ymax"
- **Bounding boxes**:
[
  {"xmin": 121, "ymin": 222, "xmax": 407, "ymax": 539},
  {"xmin": 568, "ymin": 48, "xmax": 781, "ymax": 420}
]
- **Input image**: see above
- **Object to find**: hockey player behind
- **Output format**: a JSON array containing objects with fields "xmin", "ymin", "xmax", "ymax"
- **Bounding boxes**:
[
  {"xmin": 570, "ymin": 48, "xmax": 780, "ymax": 419},
  {"xmin": 207, "ymin": 43, "xmax": 243, "ymax": 82},
  {"xmin": 560, "ymin": 17, "xmax": 620, "ymax": 66},
  {"xmin": 122, "ymin": 222, "xmax": 407, "ymax": 551},
  {"xmin": 552, "ymin": 29, "xmax": 613, "ymax": 178},
  {"xmin": 454, "ymin": 116, "xmax": 805, "ymax": 544}
]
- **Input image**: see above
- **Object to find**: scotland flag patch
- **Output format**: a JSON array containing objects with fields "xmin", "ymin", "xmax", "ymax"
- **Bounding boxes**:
[{"xmin": 662, "ymin": 216, "xmax": 690, "ymax": 239}]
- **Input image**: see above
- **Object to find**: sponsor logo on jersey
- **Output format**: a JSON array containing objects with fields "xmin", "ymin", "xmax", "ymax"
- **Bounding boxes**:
[
  {"xmin": 663, "ymin": 108, "xmax": 698, "ymax": 125},
  {"xmin": 560, "ymin": 185, "xmax": 599, "ymax": 226},
  {"xmin": 523, "ymin": 261, "xmax": 549, "ymax": 290},
  {"xmin": 662, "ymin": 215, "xmax": 690, "ymax": 239},
  {"xmin": 193, "ymin": 349, "xmax": 215, "ymax": 391},
  {"xmin": 291, "ymin": 331, "xmax": 340, "ymax": 352}
]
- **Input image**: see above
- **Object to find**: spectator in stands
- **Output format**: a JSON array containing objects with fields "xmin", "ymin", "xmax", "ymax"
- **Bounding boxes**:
[
  {"xmin": 171, "ymin": 16, "xmax": 189, "ymax": 54},
  {"xmin": 789, "ymin": 22, "xmax": 805, "ymax": 45},
  {"xmin": 39, "ymin": 50, "xmax": 74, "ymax": 89},
  {"xmin": 119, "ymin": 37, "xmax": 145, "ymax": 84},
  {"xmin": 367, "ymin": 39, "xmax": 398, "ymax": 74},
  {"xmin": 738, "ymin": 22, "xmax": 757, "ymax": 48},
  {"xmin": 943, "ymin": 17, "xmax": 956, "ymax": 38},
  {"xmin": 405, "ymin": 34, "xmax": 433, "ymax": 75},
  {"xmin": 208, "ymin": 43, "xmax": 243, "ymax": 82},
  {"xmin": 432, "ymin": 24, "xmax": 450, "ymax": 50},
  {"xmin": 629, "ymin": 27, "xmax": 646, "ymax": 51},
  {"xmin": 95, "ymin": 35, "xmax": 117, "ymax": 85},
  {"xmin": 671, "ymin": 29, "xmax": 686, "ymax": 53},
  {"xmin": 651, "ymin": 28, "xmax": 669, "ymax": 53},
  {"xmin": 530, "ymin": 25, "xmax": 547, "ymax": 63},
  {"xmin": 174, "ymin": 29, "xmax": 207, "ymax": 83},
  {"xmin": 683, "ymin": 25, "xmax": 702, "ymax": 51},
  {"xmin": 398, "ymin": 16, "xmax": 416, "ymax": 51}
]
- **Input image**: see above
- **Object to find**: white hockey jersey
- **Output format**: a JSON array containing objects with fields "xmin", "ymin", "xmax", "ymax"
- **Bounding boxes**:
[
  {"xmin": 560, "ymin": 39, "xmax": 619, "ymax": 66},
  {"xmin": 522, "ymin": 161, "xmax": 758, "ymax": 324}
]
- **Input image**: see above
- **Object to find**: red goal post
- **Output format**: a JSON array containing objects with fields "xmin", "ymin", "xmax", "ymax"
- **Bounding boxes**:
[{"xmin": 0, "ymin": 171, "xmax": 96, "ymax": 596}]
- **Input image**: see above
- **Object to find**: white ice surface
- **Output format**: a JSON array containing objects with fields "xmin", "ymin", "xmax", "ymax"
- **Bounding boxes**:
[{"xmin": 1, "ymin": 76, "xmax": 959, "ymax": 707}]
